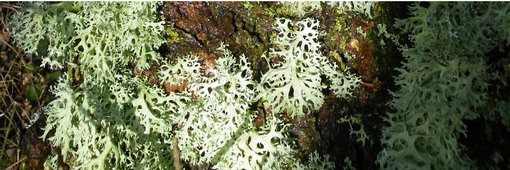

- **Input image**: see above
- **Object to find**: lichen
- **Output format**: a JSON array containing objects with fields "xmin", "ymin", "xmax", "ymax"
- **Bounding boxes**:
[
  {"xmin": 377, "ymin": 2, "xmax": 510, "ymax": 169},
  {"xmin": 258, "ymin": 17, "xmax": 361, "ymax": 119}
]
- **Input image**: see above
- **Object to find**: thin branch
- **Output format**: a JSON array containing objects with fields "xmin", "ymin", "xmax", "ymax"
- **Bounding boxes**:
[
  {"xmin": 0, "ymin": 3, "xmax": 20, "ymax": 12},
  {"xmin": 0, "ymin": 39, "xmax": 21, "ymax": 56},
  {"xmin": 5, "ymin": 156, "xmax": 26, "ymax": 170},
  {"xmin": 172, "ymin": 137, "xmax": 182, "ymax": 170}
]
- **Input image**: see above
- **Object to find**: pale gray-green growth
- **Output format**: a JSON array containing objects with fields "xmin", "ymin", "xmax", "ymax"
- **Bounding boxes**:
[
  {"xmin": 258, "ymin": 17, "xmax": 361, "ymax": 118},
  {"xmin": 378, "ymin": 2, "xmax": 510, "ymax": 169}
]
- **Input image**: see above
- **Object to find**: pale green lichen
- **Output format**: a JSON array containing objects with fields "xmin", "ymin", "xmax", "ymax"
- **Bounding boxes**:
[
  {"xmin": 10, "ymin": 2, "xmax": 351, "ymax": 169},
  {"xmin": 378, "ymin": 2, "xmax": 510, "ymax": 169},
  {"xmin": 258, "ymin": 17, "xmax": 361, "ymax": 118},
  {"xmin": 257, "ymin": 17, "xmax": 326, "ymax": 118},
  {"xmin": 339, "ymin": 114, "xmax": 369, "ymax": 146},
  {"xmin": 172, "ymin": 44, "xmax": 256, "ymax": 165},
  {"xmin": 12, "ymin": 2, "xmax": 173, "ymax": 169},
  {"xmin": 278, "ymin": 2, "xmax": 321, "ymax": 17},
  {"xmin": 328, "ymin": 1, "xmax": 376, "ymax": 18},
  {"xmin": 295, "ymin": 151, "xmax": 335, "ymax": 170}
]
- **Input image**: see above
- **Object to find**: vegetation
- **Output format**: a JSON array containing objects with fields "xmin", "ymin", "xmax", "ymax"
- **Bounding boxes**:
[{"xmin": 1, "ymin": 2, "xmax": 509, "ymax": 170}]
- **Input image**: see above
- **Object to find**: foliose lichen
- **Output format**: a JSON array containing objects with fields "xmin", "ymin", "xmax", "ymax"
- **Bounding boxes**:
[
  {"xmin": 377, "ymin": 2, "xmax": 510, "ymax": 169},
  {"xmin": 257, "ymin": 17, "xmax": 361, "ymax": 119}
]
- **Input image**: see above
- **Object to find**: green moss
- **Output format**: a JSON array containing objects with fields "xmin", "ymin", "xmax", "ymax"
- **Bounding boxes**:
[{"xmin": 166, "ymin": 26, "xmax": 179, "ymax": 44}]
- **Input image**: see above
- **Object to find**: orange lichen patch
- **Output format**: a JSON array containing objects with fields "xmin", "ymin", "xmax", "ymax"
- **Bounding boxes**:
[
  {"xmin": 344, "ymin": 37, "xmax": 376, "ymax": 81},
  {"xmin": 133, "ymin": 64, "xmax": 160, "ymax": 85},
  {"xmin": 132, "ymin": 61, "xmax": 193, "ymax": 95},
  {"xmin": 329, "ymin": 14, "xmax": 379, "ymax": 85},
  {"xmin": 163, "ymin": 79, "xmax": 189, "ymax": 94},
  {"xmin": 144, "ymin": 50, "xmax": 218, "ymax": 95},
  {"xmin": 356, "ymin": 50, "xmax": 376, "ymax": 82},
  {"xmin": 159, "ymin": 51, "xmax": 217, "ymax": 94},
  {"xmin": 344, "ymin": 17, "xmax": 377, "ymax": 83},
  {"xmin": 196, "ymin": 32, "xmax": 207, "ymax": 42},
  {"xmin": 170, "ymin": 2, "xmax": 210, "ymax": 35},
  {"xmin": 254, "ymin": 106, "xmax": 267, "ymax": 128},
  {"xmin": 163, "ymin": 2, "xmax": 236, "ymax": 55},
  {"xmin": 193, "ymin": 52, "xmax": 217, "ymax": 77},
  {"xmin": 349, "ymin": 16, "xmax": 375, "ymax": 38},
  {"xmin": 161, "ymin": 2, "xmax": 273, "ymax": 81},
  {"xmin": 329, "ymin": 15, "xmax": 381, "ymax": 107}
]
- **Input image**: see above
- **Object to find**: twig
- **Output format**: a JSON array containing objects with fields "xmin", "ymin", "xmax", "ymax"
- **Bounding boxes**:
[
  {"xmin": 172, "ymin": 137, "xmax": 182, "ymax": 170},
  {"xmin": 5, "ymin": 156, "xmax": 26, "ymax": 170},
  {"xmin": 0, "ymin": 103, "xmax": 16, "ymax": 160},
  {"xmin": 360, "ymin": 81, "xmax": 381, "ymax": 88},
  {"xmin": 0, "ymin": 39, "xmax": 21, "ymax": 56},
  {"xmin": 0, "ymin": 3, "xmax": 20, "ymax": 12}
]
